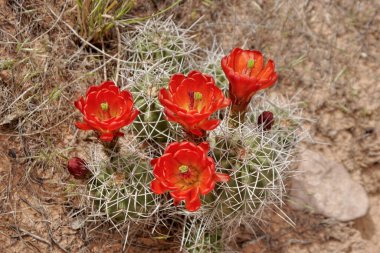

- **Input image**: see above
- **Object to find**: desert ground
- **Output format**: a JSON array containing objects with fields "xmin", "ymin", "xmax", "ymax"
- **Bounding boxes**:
[{"xmin": 1, "ymin": 0, "xmax": 379, "ymax": 252}]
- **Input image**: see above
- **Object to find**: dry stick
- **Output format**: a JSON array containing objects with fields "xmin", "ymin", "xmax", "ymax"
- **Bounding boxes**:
[
  {"xmin": 30, "ymin": 0, "xmax": 68, "ymax": 44},
  {"xmin": 114, "ymin": 24, "xmax": 122, "ymax": 85},
  {"xmin": 19, "ymin": 191, "xmax": 69, "ymax": 252},
  {"xmin": 102, "ymin": 36, "xmax": 107, "ymax": 81},
  {"xmin": 11, "ymin": 214, "xmax": 68, "ymax": 253},
  {"xmin": 11, "ymin": 225, "xmax": 52, "ymax": 246},
  {"xmin": 49, "ymin": 233, "xmax": 70, "ymax": 253}
]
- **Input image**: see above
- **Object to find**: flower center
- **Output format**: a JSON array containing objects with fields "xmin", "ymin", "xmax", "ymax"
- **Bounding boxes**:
[
  {"xmin": 100, "ymin": 102, "xmax": 109, "ymax": 111},
  {"xmin": 179, "ymin": 164, "xmax": 193, "ymax": 179},
  {"xmin": 179, "ymin": 165, "xmax": 189, "ymax": 173},
  {"xmin": 194, "ymin": 91, "xmax": 203, "ymax": 100},
  {"xmin": 247, "ymin": 59, "xmax": 255, "ymax": 69},
  {"xmin": 244, "ymin": 58, "xmax": 255, "ymax": 76},
  {"xmin": 188, "ymin": 91, "xmax": 203, "ymax": 110}
]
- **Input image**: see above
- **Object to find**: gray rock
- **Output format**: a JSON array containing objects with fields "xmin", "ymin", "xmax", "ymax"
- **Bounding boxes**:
[{"xmin": 290, "ymin": 150, "xmax": 369, "ymax": 221}]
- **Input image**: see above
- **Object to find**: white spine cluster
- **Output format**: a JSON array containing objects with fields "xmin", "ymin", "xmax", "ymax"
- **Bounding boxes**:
[{"xmin": 78, "ymin": 18, "xmax": 304, "ymax": 252}]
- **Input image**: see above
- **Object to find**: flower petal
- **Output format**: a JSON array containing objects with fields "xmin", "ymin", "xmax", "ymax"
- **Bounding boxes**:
[
  {"xmin": 185, "ymin": 196, "xmax": 201, "ymax": 212},
  {"xmin": 199, "ymin": 119, "xmax": 220, "ymax": 131},
  {"xmin": 74, "ymin": 97, "xmax": 85, "ymax": 112},
  {"xmin": 151, "ymin": 179, "xmax": 167, "ymax": 194},
  {"xmin": 188, "ymin": 187, "xmax": 200, "ymax": 203},
  {"xmin": 169, "ymin": 73, "xmax": 186, "ymax": 93},
  {"xmin": 214, "ymin": 172, "xmax": 230, "ymax": 182},
  {"xmin": 75, "ymin": 121, "xmax": 92, "ymax": 130},
  {"xmin": 99, "ymin": 132, "xmax": 114, "ymax": 142},
  {"xmin": 198, "ymin": 142, "xmax": 209, "ymax": 153}
]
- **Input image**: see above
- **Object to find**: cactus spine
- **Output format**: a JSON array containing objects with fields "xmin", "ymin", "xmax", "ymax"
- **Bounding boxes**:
[{"xmin": 76, "ymin": 18, "xmax": 303, "ymax": 252}]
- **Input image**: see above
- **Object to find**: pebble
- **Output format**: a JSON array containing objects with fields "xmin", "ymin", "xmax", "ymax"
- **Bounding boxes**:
[{"xmin": 290, "ymin": 150, "xmax": 369, "ymax": 221}]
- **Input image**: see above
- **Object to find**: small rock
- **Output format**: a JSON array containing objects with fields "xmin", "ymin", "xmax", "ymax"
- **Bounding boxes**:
[
  {"xmin": 0, "ymin": 70, "xmax": 11, "ymax": 81},
  {"xmin": 289, "ymin": 150, "xmax": 369, "ymax": 221},
  {"xmin": 242, "ymin": 239, "xmax": 267, "ymax": 253},
  {"xmin": 71, "ymin": 218, "xmax": 85, "ymax": 230}
]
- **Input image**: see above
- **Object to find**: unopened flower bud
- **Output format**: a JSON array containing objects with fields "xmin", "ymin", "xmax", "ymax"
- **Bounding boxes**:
[
  {"xmin": 67, "ymin": 157, "xmax": 89, "ymax": 179},
  {"xmin": 257, "ymin": 111, "xmax": 274, "ymax": 131}
]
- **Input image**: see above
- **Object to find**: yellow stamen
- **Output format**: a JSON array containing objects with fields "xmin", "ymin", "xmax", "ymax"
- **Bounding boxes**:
[
  {"xmin": 247, "ymin": 59, "xmax": 255, "ymax": 69},
  {"xmin": 100, "ymin": 102, "xmax": 109, "ymax": 111},
  {"xmin": 194, "ymin": 92, "xmax": 203, "ymax": 100},
  {"xmin": 179, "ymin": 165, "xmax": 189, "ymax": 173}
]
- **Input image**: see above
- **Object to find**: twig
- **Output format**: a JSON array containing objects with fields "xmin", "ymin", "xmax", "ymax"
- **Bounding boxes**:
[
  {"xmin": 114, "ymin": 24, "xmax": 121, "ymax": 85},
  {"xmin": 11, "ymin": 225, "xmax": 51, "ymax": 246},
  {"xmin": 50, "ymin": 233, "xmax": 70, "ymax": 253},
  {"xmin": 101, "ymin": 37, "xmax": 107, "ymax": 81}
]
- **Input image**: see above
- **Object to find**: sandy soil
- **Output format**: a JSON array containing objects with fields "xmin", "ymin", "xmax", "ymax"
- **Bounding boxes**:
[{"xmin": 1, "ymin": 0, "xmax": 379, "ymax": 252}]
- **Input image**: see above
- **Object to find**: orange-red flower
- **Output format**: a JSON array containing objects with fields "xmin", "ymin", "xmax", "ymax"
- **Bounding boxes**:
[
  {"xmin": 221, "ymin": 48, "xmax": 278, "ymax": 112},
  {"xmin": 74, "ymin": 81, "xmax": 139, "ymax": 142},
  {"xmin": 150, "ymin": 141, "xmax": 230, "ymax": 212},
  {"xmin": 158, "ymin": 71, "xmax": 231, "ymax": 136}
]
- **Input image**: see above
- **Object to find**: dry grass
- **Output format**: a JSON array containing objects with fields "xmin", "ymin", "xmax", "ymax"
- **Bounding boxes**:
[
  {"xmin": 0, "ymin": 0, "xmax": 379, "ymax": 252},
  {"xmin": 0, "ymin": 0, "xmax": 158, "ymax": 252}
]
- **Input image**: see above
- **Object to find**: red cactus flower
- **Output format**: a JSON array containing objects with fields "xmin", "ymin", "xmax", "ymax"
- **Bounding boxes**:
[
  {"xmin": 158, "ymin": 71, "xmax": 231, "ymax": 137},
  {"xmin": 74, "ymin": 81, "xmax": 139, "ymax": 142},
  {"xmin": 221, "ymin": 48, "xmax": 278, "ymax": 112},
  {"xmin": 150, "ymin": 141, "xmax": 230, "ymax": 212},
  {"xmin": 67, "ymin": 157, "xmax": 89, "ymax": 179},
  {"xmin": 258, "ymin": 111, "xmax": 274, "ymax": 131}
]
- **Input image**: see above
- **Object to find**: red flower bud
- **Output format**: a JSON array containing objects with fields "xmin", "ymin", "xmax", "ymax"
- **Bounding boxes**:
[
  {"xmin": 257, "ymin": 111, "xmax": 274, "ymax": 131},
  {"xmin": 67, "ymin": 157, "xmax": 89, "ymax": 179}
]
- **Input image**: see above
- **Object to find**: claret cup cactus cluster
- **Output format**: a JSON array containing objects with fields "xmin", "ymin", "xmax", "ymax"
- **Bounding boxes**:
[{"xmin": 67, "ymin": 19, "xmax": 303, "ymax": 252}]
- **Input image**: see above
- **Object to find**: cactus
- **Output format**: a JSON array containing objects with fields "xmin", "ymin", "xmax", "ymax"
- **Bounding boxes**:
[
  {"xmin": 78, "ymin": 17, "xmax": 201, "ymax": 227},
  {"xmin": 74, "ymin": 18, "xmax": 303, "ymax": 252},
  {"xmin": 121, "ymin": 18, "xmax": 200, "ymax": 145},
  {"xmin": 83, "ymin": 143, "xmax": 158, "ymax": 224},
  {"xmin": 173, "ymin": 51, "xmax": 303, "ymax": 251},
  {"xmin": 169, "ymin": 95, "xmax": 303, "ymax": 252},
  {"xmin": 202, "ymin": 46, "xmax": 229, "ymax": 90}
]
